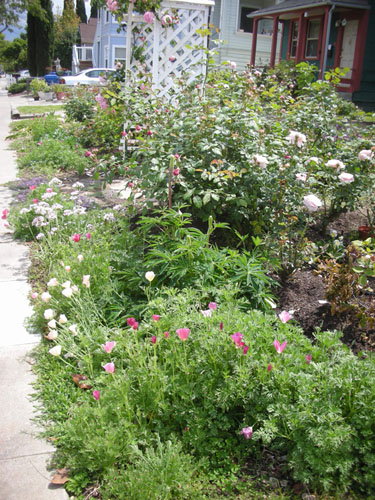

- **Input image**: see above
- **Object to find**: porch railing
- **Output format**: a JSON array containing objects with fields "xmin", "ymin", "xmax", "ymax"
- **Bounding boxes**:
[{"xmin": 72, "ymin": 45, "xmax": 94, "ymax": 75}]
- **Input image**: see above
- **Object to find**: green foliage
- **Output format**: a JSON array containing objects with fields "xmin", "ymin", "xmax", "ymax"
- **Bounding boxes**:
[
  {"xmin": 29, "ymin": 77, "xmax": 48, "ymax": 94},
  {"xmin": 75, "ymin": 0, "xmax": 87, "ymax": 23},
  {"xmin": 8, "ymin": 80, "xmax": 27, "ymax": 93},
  {"xmin": 64, "ymin": 87, "xmax": 96, "ymax": 121},
  {"xmin": 135, "ymin": 208, "xmax": 277, "ymax": 310},
  {"xmin": 27, "ymin": 0, "xmax": 54, "ymax": 76},
  {"xmin": 53, "ymin": 8, "xmax": 80, "ymax": 70},
  {"xmin": 18, "ymin": 136, "xmax": 88, "ymax": 174},
  {"xmin": 0, "ymin": 0, "xmax": 27, "ymax": 33},
  {"xmin": 0, "ymin": 35, "xmax": 27, "ymax": 72},
  {"xmin": 101, "ymin": 439, "xmax": 197, "ymax": 500}
]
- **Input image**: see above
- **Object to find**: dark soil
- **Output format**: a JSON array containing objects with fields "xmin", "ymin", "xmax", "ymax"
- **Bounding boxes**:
[{"xmin": 276, "ymin": 209, "xmax": 375, "ymax": 354}]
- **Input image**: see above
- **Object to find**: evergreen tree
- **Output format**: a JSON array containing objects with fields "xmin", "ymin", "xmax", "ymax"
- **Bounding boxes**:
[
  {"xmin": 90, "ymin": 0, "xmax": 98, "ymax": 19},
  {"xmin": 76, "ymin": 0, "xmax": 87, "ymax": 23},
  {"xmin": 27, "ymin": 0, "xmax": 53, "ymax": 76},
  {"xmin": 53, "ymin": 1, "xmax": 79, "ymax": 70}
]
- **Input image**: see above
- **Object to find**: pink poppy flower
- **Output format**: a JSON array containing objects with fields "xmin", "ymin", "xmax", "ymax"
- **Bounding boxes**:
[
  {"xmin": 151, "ymin": 336, "xmax": 156, "ymax": 344},
  {"xmin": 152, "ymin": 314, "xmax": 160, "ymax": 322},
  {"xmin": 231, "ymin": 332, "xmax": 243, "ymax": 346},
  {"xmin": 1, "ymin": 209, "xmax": 9, "ymax": 219},
  {"xmin": 135, "ymin": 125, "xmax": 142, "ymax": 131},
  {"xmin": 164, "ymin": 331, "xmax": 169, "ymax": 338},
  {"xmin": 147, "ymin": 130, "xmax": 152, "ymax": 136},
  {"xmin": 128, "ymin": 182, "xmax": 134, "ymax": 188},
  {"xmin": 33, "ymin": 198, "xmax": 39, "ymax": 203},
  {"xmin": 121, "ymin": 131, "xmax": 127, "ymax": 137},
  {"xmin": 103, "ymin": 362, "xmax": 115, "ymax": 373},
  {"xmin": 86, "ymin": 232, "xmax": 92, "ymax": 240},
  {"xmin": 243, "ymin": 345, "xmax": 249, "ymax": 355},
  {"xmin": 49, "ymin": 345, "xmax": 62, "ymax": 356},
  {"xmin": 274, "ymin": 339, "xmax": 287, "ymax": 354},
  {"xmin": 267, "ymin": 363, "xmax": 272, "ymax": 372},
  {"xmin": 173, "ymin": 168, "xmax": 180, "ymax": 176},
  {"xmin": 208, "ymin": 302, "xmax": 217, "ymax": 310},
  {"xmin": 240, "ymin": 426, "xmax": 253, "ymax": 439},
  {"xmin": 85, "ymin": 150, "xmax": 93, "ymax": 157},
  {"xmin": 31, "ymin": 292, "xmax": 38, "ymax": 299},
  {"xmin": 201, "ymin": 309, "xmax": 212, "ymax": 318},
  {"xmin": 93, "ymin": 390, "xmax": 100, "ymax": 401},
  {"xmin": 82, "ymin": 275, "xmax": 90, "ymax": 288},
  {"xmin": 176, "ymin": 328, "xmax": 190, "ymax": 341},
  {"xmin": 305, "ymin": 354, "xmax": 312, "ymax": 364},
  {"xmin": 174, "ymin": 153, "xmax": 180, "ymax": 159},
  {"xmin": 278, "ymin": 311, "xmax": 291, "ymax": 323},
  {"xmin": 29, "ymin": 185, "xmax": 36, "ymax": 190},
  {"xmin": 72, "ymin": 233, "xmax": 81, "ymax": 242},
  {"xmin": 132, "ymin": 321, "xmax": 139, "ymax": 330},
  {"xmin": 102, "ymin": 341, "xmax": 116, "ymax": 353},
  {"xmin": 46, "ymin": 188, "xmax": 53, "ymax": 193},
  {"xmin": 127, "ymin": 317, "xmax": 136, "ymax": 326},
  {"xmin": 143, "ymin": 11, "xmax": 155, "ymax": 23}
]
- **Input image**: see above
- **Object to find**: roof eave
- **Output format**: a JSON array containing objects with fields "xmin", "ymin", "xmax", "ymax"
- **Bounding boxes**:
[{"xmin": 248, "ymin": 1, "xmax": 370, "ymax": 18}]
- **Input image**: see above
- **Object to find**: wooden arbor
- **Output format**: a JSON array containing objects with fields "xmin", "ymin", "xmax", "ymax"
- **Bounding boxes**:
[{"xmin": 123, "ymin": 0, "xmax": 214, "ymax": 97}]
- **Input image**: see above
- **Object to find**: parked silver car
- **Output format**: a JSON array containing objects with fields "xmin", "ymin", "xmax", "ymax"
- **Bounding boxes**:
[{"xmin": 59, "ymin": 68, "xmax": 116, "ymax": 86}]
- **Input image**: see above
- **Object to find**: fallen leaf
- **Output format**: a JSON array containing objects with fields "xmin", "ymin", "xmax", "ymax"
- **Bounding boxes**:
[
  {"xmin": 72, "ymin": 374, "xmax": 92, "ymax": 390},
  {"xmin": 50, "ymin": 468, "xmax": 69, "ymax": 485}
]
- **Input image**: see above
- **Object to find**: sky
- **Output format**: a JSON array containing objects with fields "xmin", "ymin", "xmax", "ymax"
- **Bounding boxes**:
[{"xmin": 4, "ymin": 0, "xmax": 91, "ymax": 41}]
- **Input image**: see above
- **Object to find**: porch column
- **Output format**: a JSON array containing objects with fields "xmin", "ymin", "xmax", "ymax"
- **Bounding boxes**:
[
  {"xmin": 270, "ymin": 15, "xmax": 279, "ymax": 67},
  {"xmin": 295, "ymin": 11, "xmax": 304, "ymax": 62},
  {"xmin": 250, "ymin": 18, "xmax": 259, "ymax": 67}
]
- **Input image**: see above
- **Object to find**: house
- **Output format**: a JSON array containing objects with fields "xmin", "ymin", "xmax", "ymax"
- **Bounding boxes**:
[
  {"xmin": 248, "ymin": 0, "xmax": 375, "ymax": 110},
  {"xmin": 210, "ymin": 0, "xmax": 282, "ymax": 70},
  {"xmin": 72, "ymin": 17, "xmax": 98, "ymax": 74},
  {"xmin": 92, "ymin": 8, "xmax": 127, "ymax": 68}
]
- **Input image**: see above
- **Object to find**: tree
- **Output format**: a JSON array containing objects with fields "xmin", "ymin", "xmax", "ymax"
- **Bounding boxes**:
[
  {"xmin": 76, "ymin": 0, "xmax": 87, "ymax": 24},
  {"xmin": 27, "ymin": 0, "xmax": 54, "ymax": 76},
  {"xmin": 53, "ymin": 0, "xmax": 79, "ymax": 70},
  {"xmin": 90, "ymin": 0, "xmax": 98, "ymax": 19},
  {"xmin": 0, "ymin": 0, "xmax": 27, "ymax": 34},
  {"xmin": 0, "ymin": 34, "xmax": 27, "ymax": 72}
]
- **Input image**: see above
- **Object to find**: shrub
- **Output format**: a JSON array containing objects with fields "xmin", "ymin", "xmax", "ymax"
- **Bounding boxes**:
[
  {"xmin": 8, "ymin": 81, "xmax": 27, "ymax": 94},
  {"xmin": 64, "ymin": 88, "xmax": 96, "ymax": 122}
]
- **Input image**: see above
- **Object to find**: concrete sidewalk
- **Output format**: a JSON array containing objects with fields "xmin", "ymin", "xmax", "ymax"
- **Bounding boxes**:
[{"xmin": 0, "ymin": 85, "xmax": 68, "ymax": 499}]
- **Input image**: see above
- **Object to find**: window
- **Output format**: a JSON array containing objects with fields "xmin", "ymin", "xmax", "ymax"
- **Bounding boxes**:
[
  {"xmin": 290, "ymin": 21, "xmax": 298, "ymax": 58},
  {"xmin": 114, "ymin": 47, "xmax": 126, "ymax": 65},
  {"xmin": 105, "ymin": 10, "xmax": 110, "ymax": 23},
  {"xmin": 239, "ymin": 7, "xmax": 257, "ymax": 33},
  {"xmin": 305, "ymin": 19, "xmax": 321, "ymax": 58}
]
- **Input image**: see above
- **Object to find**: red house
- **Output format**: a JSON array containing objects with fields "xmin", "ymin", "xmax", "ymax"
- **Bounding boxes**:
[{"xmin": 249, "ymin": 0, "xmax": 375, "ymax": 110}]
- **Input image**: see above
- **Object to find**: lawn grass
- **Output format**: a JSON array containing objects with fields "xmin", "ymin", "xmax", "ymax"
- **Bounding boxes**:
[{"xmin": 17, "ymin": 105, "xmax": 64, "ymax": 114}]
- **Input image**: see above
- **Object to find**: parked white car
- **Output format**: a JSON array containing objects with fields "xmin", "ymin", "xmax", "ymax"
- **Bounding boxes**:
[{"xmin": 59, "ymin": 68, "xmax": 116, "ymax": 86}]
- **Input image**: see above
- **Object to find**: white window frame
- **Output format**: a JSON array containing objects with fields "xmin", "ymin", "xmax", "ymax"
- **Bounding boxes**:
[{"xmin": 113, "ymin": 45, "xmax": 126, "ymax": 66}]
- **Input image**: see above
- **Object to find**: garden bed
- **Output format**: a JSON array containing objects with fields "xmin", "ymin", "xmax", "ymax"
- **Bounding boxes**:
[{"xmin": 4, "ymin": 62, "xmax": 375, "ymax": 499}]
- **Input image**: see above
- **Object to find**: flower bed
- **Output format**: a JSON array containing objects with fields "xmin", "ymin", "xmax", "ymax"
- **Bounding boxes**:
[{"xmin": 3, "ymin": 61, "xmax": 375, "ymax": 499}]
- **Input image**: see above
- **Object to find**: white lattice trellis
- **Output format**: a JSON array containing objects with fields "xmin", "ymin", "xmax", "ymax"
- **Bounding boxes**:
[{"xmin": 123, "ymin": 0, "xmax": 214, "ymax": 97}]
